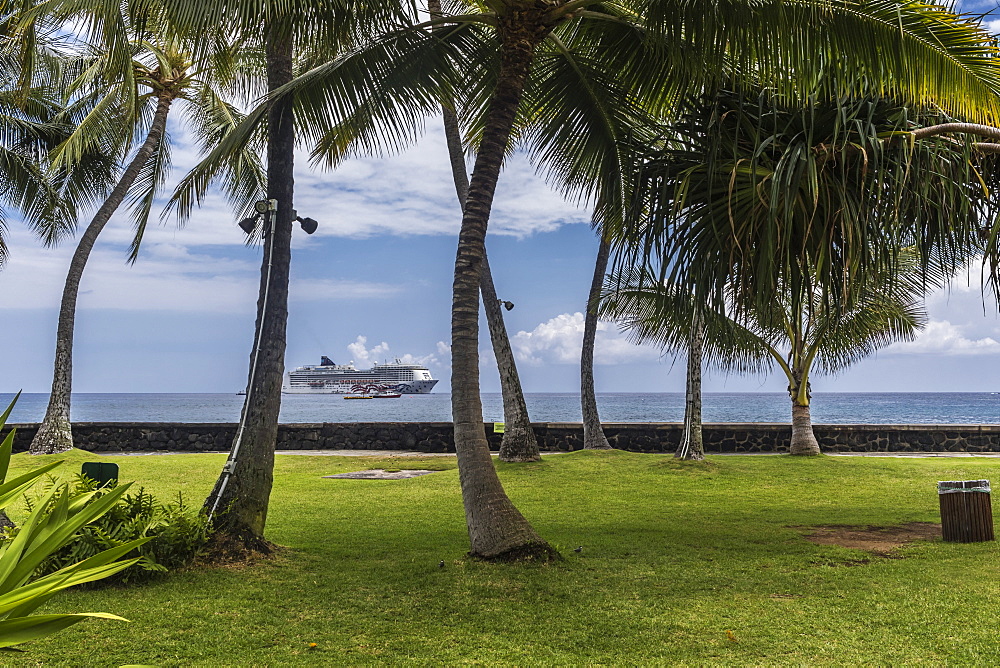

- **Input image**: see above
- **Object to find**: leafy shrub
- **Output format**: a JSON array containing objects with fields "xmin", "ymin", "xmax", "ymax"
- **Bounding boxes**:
[
  {"xmin": 0, "ymin": 393, "xmax": 144, "ymax": 648},
  {"xmin": 8, "ymin": 476, "xmax": 211, "ymax": 586}
]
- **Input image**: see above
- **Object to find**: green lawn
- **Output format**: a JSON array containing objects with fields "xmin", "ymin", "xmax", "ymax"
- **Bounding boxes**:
[{"xmin": 7, "ymin": 448, "xmax": 1000, "ymax": 666}]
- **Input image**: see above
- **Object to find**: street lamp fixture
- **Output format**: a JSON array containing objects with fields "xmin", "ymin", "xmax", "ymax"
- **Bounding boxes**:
[
  {"xmin": 237, "ymin": 201, "xmax": 319, "ymax": 235},
  {"xmin": 498, "ymin": 300, "xmax": 514, "ymax": 311}
]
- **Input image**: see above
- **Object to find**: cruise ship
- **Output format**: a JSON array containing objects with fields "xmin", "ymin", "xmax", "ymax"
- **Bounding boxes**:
[{"xmin": 283, "ymin": 357, "xmax": 439, "ymax": 394}]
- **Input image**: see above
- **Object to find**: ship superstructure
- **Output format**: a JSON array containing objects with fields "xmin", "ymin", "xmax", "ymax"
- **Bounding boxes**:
[{"xmin": 283, "ymin": 356, "xmax": 438, "ymax": 394}]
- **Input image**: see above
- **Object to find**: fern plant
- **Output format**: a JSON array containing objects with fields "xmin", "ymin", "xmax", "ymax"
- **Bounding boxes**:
[{"xmin": 15, "ymin": 477, "xmax": 211, "ymax": 585}]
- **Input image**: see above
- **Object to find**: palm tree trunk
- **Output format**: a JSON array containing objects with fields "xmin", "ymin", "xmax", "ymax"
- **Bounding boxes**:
[
  {"xmin": 789, "ymin": 401, "xmax": 821, "ymax": 455},
  {"xmin": 430, "ymin": 0, "xmax": 539, "ymax": 464},
  {"xmin": 482, "ymin": 254, "xmax": 540, "ymax": 462},
  {"xmin": 677, "ymin": 309, "xmax": 704, "ymax": 460},
  {"xmin": 29, "ymin": 94, "xmax": 174, "ymax": 455},
  {"xmin": 788, "ymin": 371, "xmax": 820, "ymax": 455},
  {"xmin": 450, "ymin": 16, "xmax": 556, "ymax": 561},
  {"xmin": 582, "ymin": 234, "xmax": 612, "ymax": 450},
  {"xmin": 203, "ymin": 24, "xmax": 293, "ymax": 545}
]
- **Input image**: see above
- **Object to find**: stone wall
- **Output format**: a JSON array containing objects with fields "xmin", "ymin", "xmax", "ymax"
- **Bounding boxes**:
[{"xmin": 6, "ymin": 421, "xmax": 1000, "ymax": 454}]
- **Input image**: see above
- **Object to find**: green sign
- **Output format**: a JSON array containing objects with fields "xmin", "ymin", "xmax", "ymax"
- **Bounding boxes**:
[
  {"xmin": 81, "ymin": 462, "xmax": 118, "ymax": 488},
  {"xmin": 493, "ymin": 422, "xmax": 505, "ymax": 434}
]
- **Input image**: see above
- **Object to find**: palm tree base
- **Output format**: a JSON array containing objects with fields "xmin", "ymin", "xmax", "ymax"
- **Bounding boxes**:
[
  {"xmin": 470, "ymin": 540, "xmax": 561, "ymax": 563},
  {"xmin": 497, "ymin": 428, "xmax": 542, "ymax": 462},
  {"xmin": 199, "ymin": 526, "xmax": 278, "ymax": 565},
  {"xmin": 582, "ymin": 426, "xmax": 613, "ymax": 450},
  {"xmin": 674, "ymin": 450, "xmax": 705, "ymax": 461},
  {"xmin": 29, "ymin": 418, "xmax": 74, "ymax": 455}
]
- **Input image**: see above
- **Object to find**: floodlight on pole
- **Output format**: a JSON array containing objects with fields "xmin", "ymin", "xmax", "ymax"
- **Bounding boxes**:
[
  {"xmin": 291, "ymin": 209, "xmax": 319, "ymax": 234},
  {"xmin": 297, "ymin": 216, "xmax": 318, "ymax": 234},
  {"xmin": 498, "ymin": 300, "xmax": 514, "ymax": 311},
  {"xmin": 238, "ymin": 216, "xmax": 259, "ymax": 234}
]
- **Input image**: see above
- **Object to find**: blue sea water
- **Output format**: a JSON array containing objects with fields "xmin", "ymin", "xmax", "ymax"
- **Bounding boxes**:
[{"xmin": 3, "ymin": 392, "xmax": 1000, "ymax": 425}]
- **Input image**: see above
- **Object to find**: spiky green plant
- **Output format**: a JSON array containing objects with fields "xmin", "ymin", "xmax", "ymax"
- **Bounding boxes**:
[{"xmin": 0, "ymin": 394, "xmax": 147, "ymax": 649}]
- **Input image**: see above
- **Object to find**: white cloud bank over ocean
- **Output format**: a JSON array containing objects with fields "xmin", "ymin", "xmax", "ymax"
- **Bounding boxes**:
[{"xmin": 511, "ymin": 312, "xmax": 661, "ymax": 366}]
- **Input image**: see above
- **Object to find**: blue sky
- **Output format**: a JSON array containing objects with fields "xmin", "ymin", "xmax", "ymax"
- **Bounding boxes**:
[{"xmin": 8, "ymin": 17, "xmax": 1000, "ymax": 394}]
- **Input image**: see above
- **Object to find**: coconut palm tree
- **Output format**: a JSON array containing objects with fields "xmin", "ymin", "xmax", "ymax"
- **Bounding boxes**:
[
  {"xmin": 581, "ymin": 233, "xmax": 613, "ymax": 449},
  {"xmin": 430, "ymin": 0, "xmax": 540, "ymax": 463},
  {"xmin": 18, "ymin": 11, "xmax": 265, "ymax": 454},
  {"xmin": 0, "ymin": 28, "xmax": 89, "ymax": 264},
  {"xmin": 133, "ymin": 1, "xmax": 409, "ymax": 546}
]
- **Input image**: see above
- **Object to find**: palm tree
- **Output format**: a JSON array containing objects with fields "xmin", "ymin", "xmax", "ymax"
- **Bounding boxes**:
[
  {"xmin": 679, "ymin": 306, "xmax": 705, "ymax": 460},
  {"xmin": 621, "ymin": 86, "xmax": 1000, "ymax": 337},
  {"xmin": 430, "ymin": 0, "xmax": 540, "ymax": 463},
  {"xmin": 0, "ymin": 28, "xmax": 87, "ymax": 265},
  {"xmin": 145, "ymin": 1, "xmax": 407, "ymax": 546},
  {"xmin": 18, "ymin": 11, "xmax": 264, "ymax": 454},
  {"xmin": 581, "ymin": 233, "xmax": 613, "ymax": 449},
  {"xmin": 617, "ymin": 89, "xmax": 1000, "ymax": 453},
  {"xmin": 607, "ymin": 250, "xmax": 934, "ymax": 453}
]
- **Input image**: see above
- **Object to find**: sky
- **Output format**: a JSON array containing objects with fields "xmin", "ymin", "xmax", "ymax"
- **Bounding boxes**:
[{"xmin": 7, "ymin": 17, "xmax": 1000, "ymax": 395}]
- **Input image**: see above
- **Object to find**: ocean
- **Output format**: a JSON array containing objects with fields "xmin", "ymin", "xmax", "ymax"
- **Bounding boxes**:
[{"xmin": 3, "ymin": 392, "xmax": 1000, "ymax": 425}]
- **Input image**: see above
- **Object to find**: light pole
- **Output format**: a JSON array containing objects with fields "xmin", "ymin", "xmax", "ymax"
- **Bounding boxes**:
[{"xmin": 208, "ymin": 199, "xmax": 318, "ymax": 522}]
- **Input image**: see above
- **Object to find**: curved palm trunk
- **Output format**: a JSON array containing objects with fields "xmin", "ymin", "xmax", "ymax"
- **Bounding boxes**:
[
  {"xmin": 436, "ymin": 90, "xmax": 539, "ymax": 463},
  {"xmin": 451, "ymin": 16, "xmax": 556, "ymax": 561},
  {"xmin": 482, "ymin": 254, "xmax": 540, "ymax": 462},
  {"xmin": 677, "ymin": 309, "xmax": 704, "ymax": 460},
  {"xmin": 29, "ymin": 94, "xmax": 174, "ymax": 455},
  {"xmin": 581, "ymin": 234, "xmax": 612, "ymax": 450},
  {"xmin": 203, "ymin": 26, "xmax": 293, "ymax": 545}
]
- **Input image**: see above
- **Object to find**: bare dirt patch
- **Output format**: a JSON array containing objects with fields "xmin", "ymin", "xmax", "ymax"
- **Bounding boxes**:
[{"xmin": 798, "ymin": 522, "xmax": 941, "ymax": 556}]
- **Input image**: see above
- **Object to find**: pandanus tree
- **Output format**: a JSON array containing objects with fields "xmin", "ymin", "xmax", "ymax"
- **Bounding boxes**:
[
  {"xmin": 606, "ymin": 254, "xmax": 933, "ymax": 454},
  {"xmin": 187, "ymin": 0, "xmax": 1000, "ymax": 558},
  {"xmin": 18, "ymin": 7, "xmax": 265, "ymax": 454},
  {"xmin": 618, "ymin": 90, "xmax": 1000, "ymax": 452}
]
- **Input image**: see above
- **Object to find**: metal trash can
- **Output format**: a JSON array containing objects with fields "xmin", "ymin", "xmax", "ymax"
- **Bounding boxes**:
[{"xmin": 938, "ymin": 480, "xmax": 994, "ymax": 543}]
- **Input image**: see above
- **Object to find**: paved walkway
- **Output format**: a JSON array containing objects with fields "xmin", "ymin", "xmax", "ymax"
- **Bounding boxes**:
[{"xmin": 97, "ymin": 449, "xmax": 1000, "ymax": 458}]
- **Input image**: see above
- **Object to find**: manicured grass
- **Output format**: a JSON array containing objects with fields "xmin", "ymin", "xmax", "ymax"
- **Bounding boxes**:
[{"xmin": 7, "ymin": 448, "xmax": 1000, "ymax": 666}]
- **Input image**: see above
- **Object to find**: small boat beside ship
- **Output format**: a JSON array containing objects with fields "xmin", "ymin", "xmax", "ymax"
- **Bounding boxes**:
[{"xmin": 344, "ymin": 391, "xmax": 402, "ymax": 400}]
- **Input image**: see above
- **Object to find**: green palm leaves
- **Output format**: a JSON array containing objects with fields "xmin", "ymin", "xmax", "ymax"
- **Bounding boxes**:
[
  {"xmin": 623, "ymin": 90, "xmax": 999, "ymax": 316},
  {"xmin": 0, "ymin": 395, "xmax": 144, "ymax": 649}
]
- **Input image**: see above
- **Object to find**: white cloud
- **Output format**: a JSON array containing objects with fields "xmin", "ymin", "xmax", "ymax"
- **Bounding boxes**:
[
  {"xmin": 0, "ymin": 232, "xmax": 259, "ymax": 313},
  {"xmin": 345, "ymin": 335, "xmax": 444, "ymax": 369},
  {"xmin": 884, "ymin": 320, "xmax": 1000, "ymax": 355},
  {"xmin": 0, "ymin": 227, "xmax": 399, "ymax": 314},
  {"xmin": 293, "ymin": 121, "xmax": 590, "ymax": 239},
  {"xmin": 510, "ymin": 312, "xmax": 661, "ymax": 366}
]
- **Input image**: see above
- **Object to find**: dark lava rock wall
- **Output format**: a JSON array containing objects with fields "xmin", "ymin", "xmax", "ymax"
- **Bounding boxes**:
[{"xmin": 6, "ymin": 422, "xmax": 1000, "ymax": 454}]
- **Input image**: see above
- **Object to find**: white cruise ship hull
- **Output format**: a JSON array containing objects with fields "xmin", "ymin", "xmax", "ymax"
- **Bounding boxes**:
[{"xmin": 283, "ymin": 379, "xmax": 438, "ymax": 395}]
